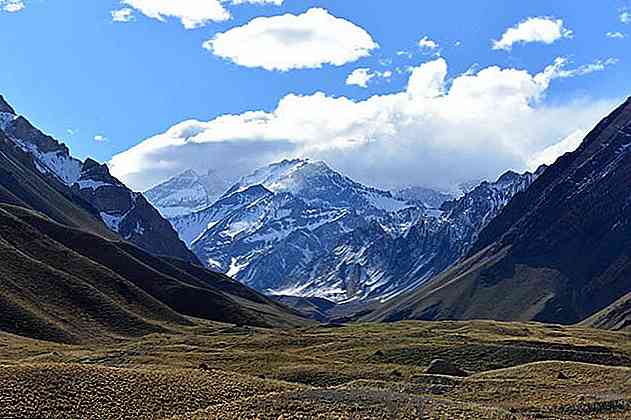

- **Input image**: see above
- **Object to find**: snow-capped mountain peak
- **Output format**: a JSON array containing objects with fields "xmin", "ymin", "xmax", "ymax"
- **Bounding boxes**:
[
  {"xmin": 226, "ymin": 158, "xmax": 320, "ymax": 195},
  {"xmin": 145, "ymin": 168, "xmax": 232, "ymax": 218},
  {"xmin": 225, "ymin": 158, "xmax": 412, "ymax": 213}
]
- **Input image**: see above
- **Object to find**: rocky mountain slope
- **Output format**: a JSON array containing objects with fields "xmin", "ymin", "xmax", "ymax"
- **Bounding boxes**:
[
  {"xmin": 368, "ymin": 98, "xmax": 631, "ymax": 327},
  {"xmin": 0, "ymin": 95, "xmax": 307, "ymax": 341},
  {"xmin": 288, "ymin": 167, "xmax": 544, "ymax": 303},
  {"xmin": 581, "ymin": 291, "xmax": 631, "ymax": 331},
  {"xmin": 166, "ymin": 157, "xmax": 541, "ymax": 304},
  {"xmin": 0, "ymin": 95, "xmax": 197, "ymax": 263}
]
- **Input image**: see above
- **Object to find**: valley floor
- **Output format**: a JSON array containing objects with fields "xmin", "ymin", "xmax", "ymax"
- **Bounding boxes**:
[{"xmin": 1, "ymin": 320, "xmax": 631, "ymax": 419}]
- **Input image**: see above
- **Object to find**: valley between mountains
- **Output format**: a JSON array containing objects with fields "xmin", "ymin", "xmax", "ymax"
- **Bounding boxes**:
[{"xmin": 1, "ymin": 93, "xmax": 631, "ymax": 419}]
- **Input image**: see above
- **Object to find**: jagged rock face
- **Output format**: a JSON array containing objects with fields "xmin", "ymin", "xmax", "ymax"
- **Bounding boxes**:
[
  {"xmin": 74, "ymin": 162, "xmax": 131, "ymax": 214},
  {"xmin": 5, "ymin": 117, "xmax": 71, "ymax": 154},
  {"xmin": 71, "ymin": 160, "xmax": 199, "ymax": 263},
  {"xmin": 289, "ymin": 169, "xmax": 541, "ymax": 302},
  {"xmin": 145, "ymin": 169, "xmax": 231, "ymax": 218},
  {"xmin": 0, "ymin": 96, "xmax": 198, "ymax": 264},
  {"xmin": 169, "ymin": 157, "xmax": 539, "ymax": 303}
]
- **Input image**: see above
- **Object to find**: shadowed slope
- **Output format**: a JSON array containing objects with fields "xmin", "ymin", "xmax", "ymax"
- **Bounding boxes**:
[
  {"xmin": 369, "ymin": 98, "xmax": 631, "ymax": 326},
  {"xmin": 0, "ymin": 204, "xmax": 308, "ymax": 343}
]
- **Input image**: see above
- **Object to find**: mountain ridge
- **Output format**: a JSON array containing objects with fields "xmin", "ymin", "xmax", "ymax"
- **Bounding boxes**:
[
  {"xmin": 0, "ymin": 95, "xmax": 198, "ymax": 263},
  {"xmin": 368, "ymin": 97, "xmax": 631, "ymax": 327}
]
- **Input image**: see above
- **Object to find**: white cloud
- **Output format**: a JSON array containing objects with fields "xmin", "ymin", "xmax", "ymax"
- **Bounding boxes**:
[
  {"xmin": 94, "ymin": 135, "xmax": 108, "ymax": 143},
  {"xmin": 493, "ymin": 17, "xmax": 573, "ymax": 51},
  {"xmin": 121, "ymin": 0, "xmax": 231, "ymax": 28},
  {"xmin": 528, "ymin": 129, "xmax": 585, "ymax": 168},
  {"xmin": 111, "ymin": 8, "xmax": 135, "ymax": 23},
  {"xmin": 203, "ymin": 8, "xmax": 378, "ymax": 71},
  {"xmin": 607, "ymin": 31, "xmax": 626, "ymax": 39},
  {"xmin": 621, "ymin": 10, "xmax": 631, "ymax": 24},
  {"xmin": 116, "ymin": 0, "xmax": 284, "ymax": 28},
  {"xmin": 346, "ymin": 68, "xmax": 393, "ymax": 88},
  {"xmin": 1, "ymin": 0, "xmax": 25, "ymax": 12},
  {"xmin": 407, "ymin": 58, "xmax": 448, "ymax": 98},
  {"xmin": 418, "ymin": 36, "xmax": 439, "ymax": 51},
  {"xmin": 110, "ymin": 58, "xmax": 618, "ymax": 192},
  {"xmin": 548, "ymin": 57, "xmax": 618, "ymax": 78},
  {"xmin": 346, "ymin": 68, "xmax": 375, "ymax": 88},
  {"xmin": 230, "ymin": 0, "xmax": 284, "ymax": 4}
]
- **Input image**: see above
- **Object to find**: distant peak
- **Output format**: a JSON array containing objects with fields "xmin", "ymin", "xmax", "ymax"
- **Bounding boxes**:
[
  {"xmin": 495, "ymin": 170, "xmax": 521, "ymax": 184},
  {"xmin": 0, "ymin": 95, "xmax": 16, "ymax": 115},
  {"xmin": 178, "ymin": 169, "xmax": 200, "ymax": 178},
  {"xmin": 82, "ymin": 158, "xmax": 111, "ymax": 177},
  {"xmin": 82, "ymin": 158, "xmax": 102, "ymax": 171},
  {"xmin": 271, "ymin": 158, "xmax": 309, "ymax": 168}
]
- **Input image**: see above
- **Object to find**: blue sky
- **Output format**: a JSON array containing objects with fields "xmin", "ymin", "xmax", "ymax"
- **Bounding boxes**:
[{"xmin": 0, "ymin": 0, "xmax": 630, "ymax": 191}]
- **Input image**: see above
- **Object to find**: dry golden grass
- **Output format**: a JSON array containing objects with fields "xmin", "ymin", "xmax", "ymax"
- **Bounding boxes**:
[{"xmin": 1, "ymin": 320, "xmax": 630, "ymax": 419}]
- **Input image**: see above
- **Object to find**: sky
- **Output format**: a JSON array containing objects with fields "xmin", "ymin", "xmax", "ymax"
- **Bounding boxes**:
[{"xmin": 0, "ymin": 0, "xmax": 630, "ymax": 192}]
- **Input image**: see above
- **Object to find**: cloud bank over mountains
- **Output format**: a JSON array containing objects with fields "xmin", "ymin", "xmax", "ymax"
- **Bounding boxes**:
[{"xmin": 110, "ymin": 57, "xmax": 618, "ymax": 191}]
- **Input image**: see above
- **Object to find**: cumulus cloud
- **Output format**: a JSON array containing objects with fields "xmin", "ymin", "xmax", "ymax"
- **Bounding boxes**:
[
  {"xmin": 493, "ymin": 17, "xmax": 573, "ymax": 51},
  {"xmin": 346, "ymin": 68, "xmax": 392, "ymax": 88},
  {"xmin": 1, "ymin": 0, "xmax": 25, "ymax": 12},
  {"xmin": 346, "ymin": 68, "xmax": 375, "ymax": 88},
  {"xmin": 110, "ymin": 57, "xmax": 618, "ymax": 192},
  {"xmin": 120, "ymin": 0, "xmax": 230, "ymax": 28},
  {"xmin": 407, "ymin": 58, "xmax": 447, "ymax": 98},
  {"xmin": 94, "ymin": 135, "xmax": 108, "ymax": 143},
  {"xmin": 203, "ymin": 8, "xmax": 378, "ymax": 71},
  {"xmin": 111, "ymin": 8, "xmax": 135, "ymax": 23},
  {"xmin": 621, "ymin": 9, "xmax": 631, "ymax": 24}
]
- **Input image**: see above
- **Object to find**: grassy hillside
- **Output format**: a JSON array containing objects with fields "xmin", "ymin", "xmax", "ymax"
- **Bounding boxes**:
[{"xmin": 0, "ymin": 203, "xmax": 308, "ymax": 343}]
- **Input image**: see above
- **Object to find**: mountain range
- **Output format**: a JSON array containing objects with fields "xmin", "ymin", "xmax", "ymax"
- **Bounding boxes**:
[
  {"xmin": 148, "ymin": 156, "xmax": 545, "ymax": 306},
  {"xmin": 2, "ymin": 91, "xmax": 630, "ymax": 335}
]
